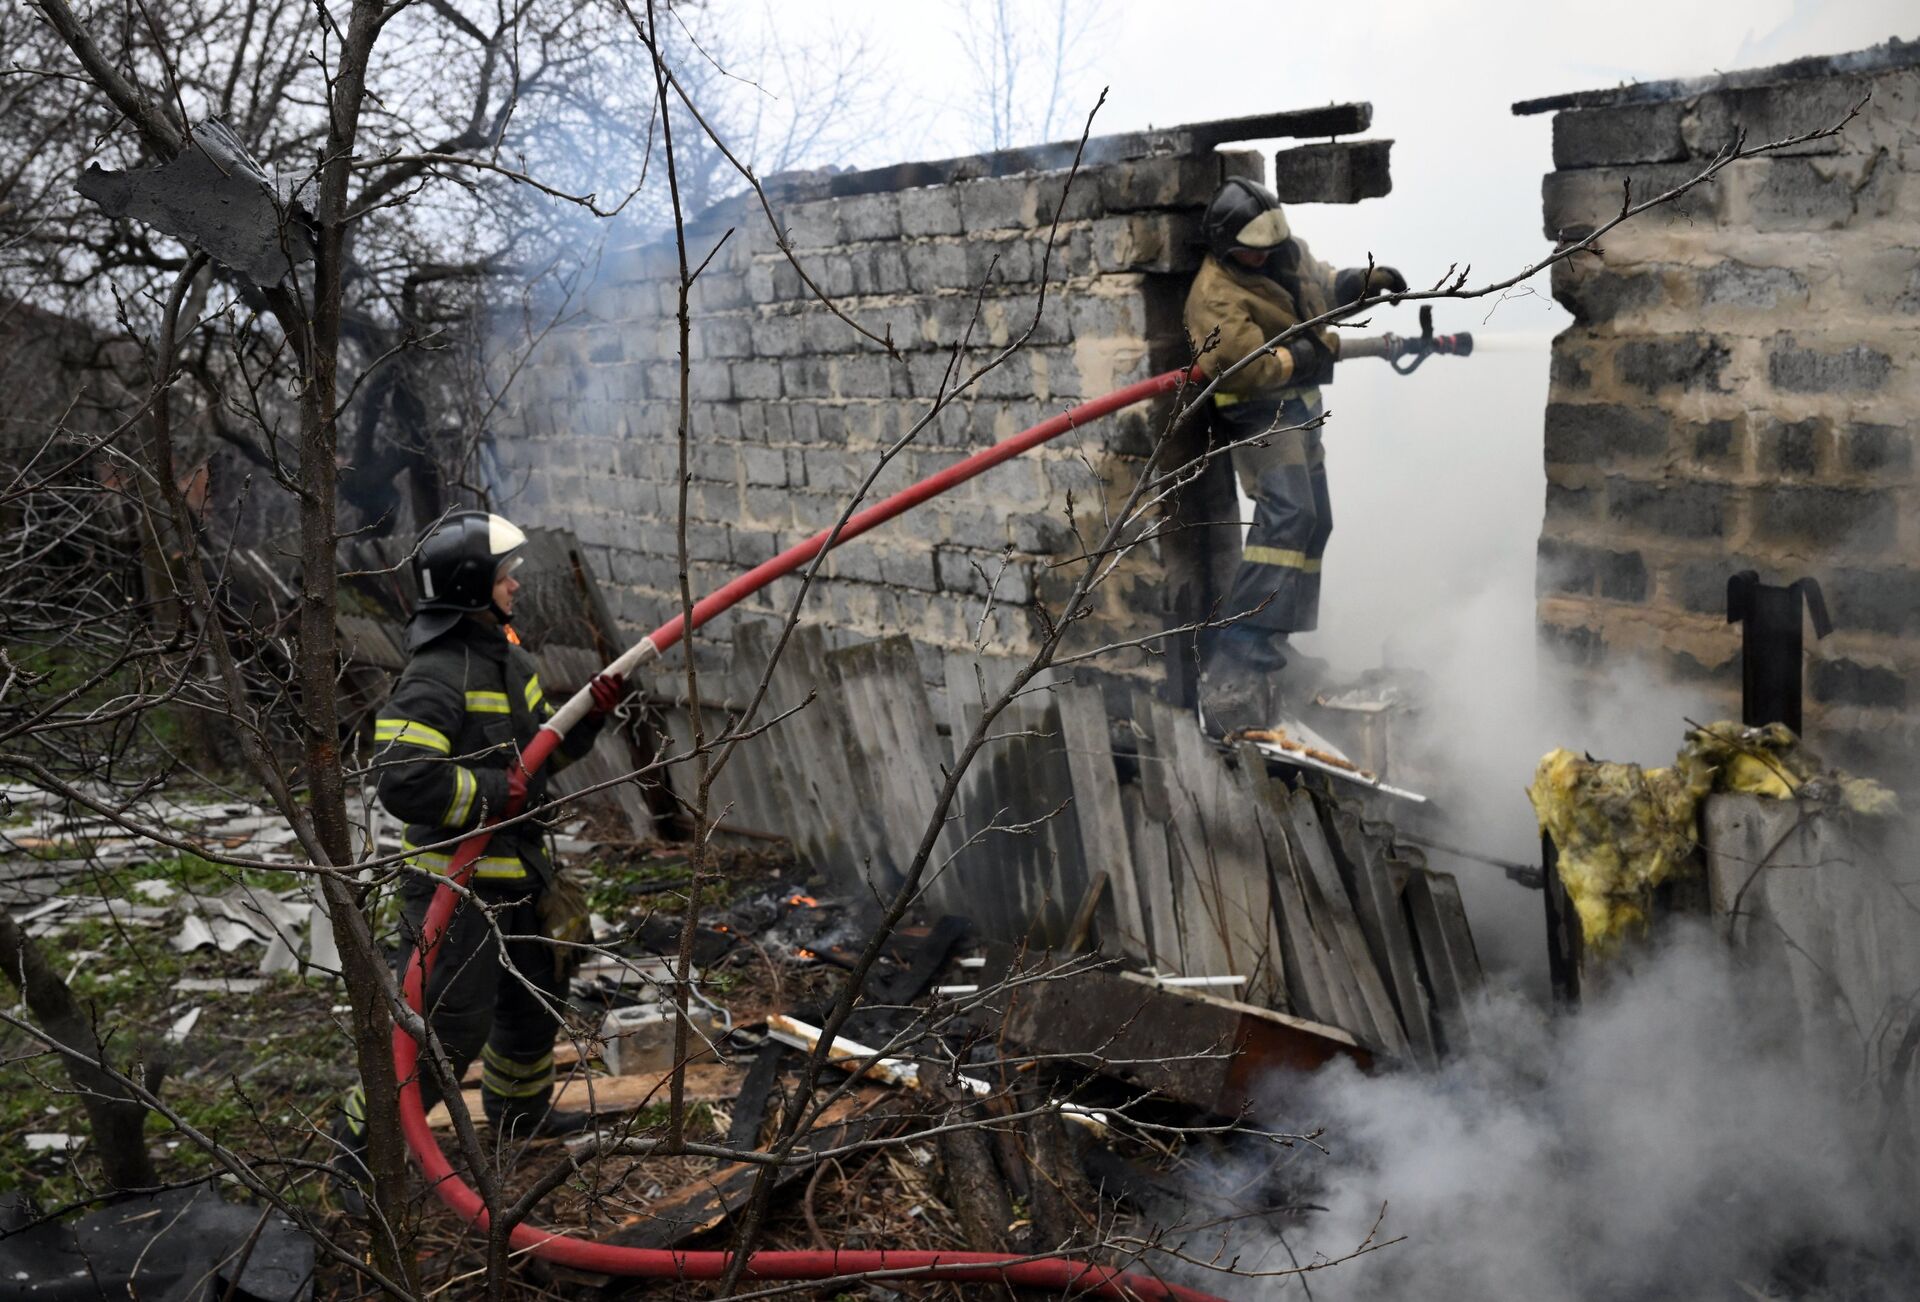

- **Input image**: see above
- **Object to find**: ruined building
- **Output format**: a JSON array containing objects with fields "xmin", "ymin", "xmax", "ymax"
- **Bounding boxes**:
[
  {"xmin": 489, "ymin": 107, "xmax": 1391, "ymax": 709},
  {"xmin": 1520, "ymin": 39, "xmax": 1920, "ymax": 774}
]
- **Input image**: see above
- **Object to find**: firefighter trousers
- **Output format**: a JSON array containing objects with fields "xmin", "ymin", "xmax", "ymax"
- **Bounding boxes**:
[
  {"xmin": 1218, "ymin": 396, "xmax": 1331, "ymax": 643},
  {"xmin": 342, "ymin": 875, "xmax": 564, "ymax": 1139}
]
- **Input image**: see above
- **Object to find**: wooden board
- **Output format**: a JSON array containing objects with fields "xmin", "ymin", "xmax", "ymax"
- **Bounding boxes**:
[
  {"xmin": 827, "ymin": 635, "xmax": 951, "ymax": 895},
  {"xmin": 931, "ymin": 656, "xmax": 1091, "ymax": 946},
  {"xmin": 1053, "ymin": 684, "xmax": 1149, "ymax": 961},
  {"xmin": 1233, "ymin": 756, "xmax": 1345, "ymax": 1028},
  {"xmin": 1120, "ymin": 781, "xmax": 1184, "ymax": 976},
  {"xmin": 729, "ymin": 622, "xmax": 875, "ymax": 890},
  {"xmin": 1283, "ymin": 790, "xmax": 1409, "ymax": 1057},
  {"xmin": 1401, "ymin": 865, "xmax": 1481, "ymax": 1057},
  {"xmin": 1319, "ymin": 798, "xmax": 1438, "ymax": 1066},
  {"xmin": 428, "ymin": 1062, "xmax": 741, "ymax": 1129},
  {"xmin": 1141, "ymin": 700, "xmax": 1285, "ymax": 1008}
]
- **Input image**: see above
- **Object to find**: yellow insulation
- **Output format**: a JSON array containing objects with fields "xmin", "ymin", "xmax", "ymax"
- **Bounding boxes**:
[{"xmin": 1527, "ymin": 721, "xmax": 1897, "ymax": 954}]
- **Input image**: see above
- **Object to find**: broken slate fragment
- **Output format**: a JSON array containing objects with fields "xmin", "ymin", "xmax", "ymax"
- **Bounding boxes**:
[{"xmin": 76, "ymin": 119, "xmax": 315, "ymax": 288}]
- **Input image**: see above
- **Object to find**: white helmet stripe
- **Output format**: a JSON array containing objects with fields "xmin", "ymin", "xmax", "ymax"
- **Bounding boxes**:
[{"xmin": 487, "ymin": 514, "xmax": 527, "ymax": 557}]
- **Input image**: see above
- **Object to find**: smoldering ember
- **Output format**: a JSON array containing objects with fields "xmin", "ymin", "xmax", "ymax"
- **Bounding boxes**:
[{"xmin": 2, "ymin": 4, "xmax": 1918, "ymax": 1300}]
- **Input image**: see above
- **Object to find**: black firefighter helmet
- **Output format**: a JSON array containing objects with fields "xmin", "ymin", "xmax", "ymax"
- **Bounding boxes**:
[
  {"xmin": 1201, "ymin": 177, "xmax": 1295, "ymax": 264},
  {"xmin": 406, "ymin": 510, "xmax": 527, "ymax": 650}
]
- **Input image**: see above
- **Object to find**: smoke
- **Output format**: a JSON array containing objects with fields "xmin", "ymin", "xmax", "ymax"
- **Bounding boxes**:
[{"xmin": 1153, "ymin": 927, "xmax": 1918, "ymax": 1300}]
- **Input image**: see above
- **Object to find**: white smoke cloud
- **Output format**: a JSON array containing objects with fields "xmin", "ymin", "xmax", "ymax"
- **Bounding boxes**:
[{"xmin": 1229, "ymin": 927, "xmax": 1920, "ymax": 1300}]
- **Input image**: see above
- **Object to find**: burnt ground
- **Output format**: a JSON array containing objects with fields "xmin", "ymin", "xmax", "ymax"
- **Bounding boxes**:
[{"xmin": 1, "ymin": 817, "xmax": 1245, "ymax": 1301}]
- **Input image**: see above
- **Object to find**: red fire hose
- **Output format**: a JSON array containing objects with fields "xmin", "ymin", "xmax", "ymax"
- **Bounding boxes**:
[{"xmin": 390, "ymin": 366, "xmax": 1231, "ymax": 1298}]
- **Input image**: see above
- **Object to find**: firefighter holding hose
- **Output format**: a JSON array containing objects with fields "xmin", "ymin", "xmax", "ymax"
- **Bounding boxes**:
[
  {"xmin": 332, "ymin": 510, "xmax": 626, "ymax": 1204},
  {"xmin": 1186, "ymin": 178, "xmax": 1407, "ymax": 735}
]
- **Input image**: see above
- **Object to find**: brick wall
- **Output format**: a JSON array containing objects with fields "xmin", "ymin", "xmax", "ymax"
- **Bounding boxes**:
[
  {"xmin": 489, "ymin": 142, "xmax": 1282, "ymax": 700},
  {"xmin": 1518, "ymin": 40, "xmax": 1920, "ymax": 772}
]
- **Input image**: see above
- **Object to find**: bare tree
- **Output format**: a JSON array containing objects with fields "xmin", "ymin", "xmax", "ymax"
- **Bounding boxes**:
[
  {"xmin": 951, "ymin": 0, "xmax": 1106, "ymax": 150},
  {"xmin": 0, "ymin": 0, "xmax": 1866, "ymax": 1296}
]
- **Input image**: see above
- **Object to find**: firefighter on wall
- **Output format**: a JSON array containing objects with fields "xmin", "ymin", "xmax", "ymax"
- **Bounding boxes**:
[
  {"xmin": 1185, "ymin": 178, "xmax": 1405, "ymax": 735},
  {"xmin": 333, "ymin": 511, "xmax": 624, "ymax": 1202}
]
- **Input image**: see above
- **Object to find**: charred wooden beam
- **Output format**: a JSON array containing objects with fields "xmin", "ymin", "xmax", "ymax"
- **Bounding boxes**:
[{"xmin": 1003, "ymin": 968, "xmax": 1368, "ymax": 1118}]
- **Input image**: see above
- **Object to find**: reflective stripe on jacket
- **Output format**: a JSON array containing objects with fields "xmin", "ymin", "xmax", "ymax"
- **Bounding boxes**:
[{"xmin": 372, "ymin": 620, "xmax": 590, "ymax": 884}]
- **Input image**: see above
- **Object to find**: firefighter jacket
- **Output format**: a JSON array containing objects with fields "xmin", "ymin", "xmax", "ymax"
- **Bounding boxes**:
[
  {"xmin": 373, "ymin": 619, "xmax": 598, "ymax": 886},
  {"xmin": 1183, "ymin": 243, "xmax": 1341, "ymax": 403}
]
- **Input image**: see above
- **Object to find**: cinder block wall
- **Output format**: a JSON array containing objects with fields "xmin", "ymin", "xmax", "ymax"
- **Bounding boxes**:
[
  {"xmin": 490, "ymin": 145, "xmax": 1264, "ymax": 695},
  {"xmin": 1521, "ymin": 42, "xmax": 1920, "ymax": 771}
]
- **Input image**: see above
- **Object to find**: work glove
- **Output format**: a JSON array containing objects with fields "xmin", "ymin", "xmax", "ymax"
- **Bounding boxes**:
[
  {"xmin": 1334, "ymin": 265, "xmax": 1407, "ymax": 305},
  {"xmin": 587, "ymin": 672, "xmax": 626, "ymax": 714},
  {"xmin": 504, "ymin": 758, "xmax": 549, "ymax": 817},
  {"xmin": 1282, "ymin": 336, "xmax": 1335, "ymax": 387},
  {"xmin": 556, "ymin": 671, "xmax": 627, "ymax": 762}
]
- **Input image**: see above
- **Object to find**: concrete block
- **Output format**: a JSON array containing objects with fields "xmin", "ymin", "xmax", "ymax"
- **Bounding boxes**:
[
  {"xmin": 1096, "ymin": 154, "xmax": 1226, "ymax": 211},
  {"xmin": 743, "ymin": 485, "xmax": 792, "ymax": 524},
  {"xmin": 966, "ymin": 237, "xmax": 1037, "ymax": 286},
  {"xmin": 740, "ymin": 445, "xmax": 788, "ymax": 487},
  {"xmin": 1840, "ymin": 422, "xmax": 1912, "ymax": 476},
  {"xmin": 1754, "ymin": 416, "xmax": 1826, "ymax": 478},
  {"xmin": 1550, "ymin": 348, "xmax": 1594, "ymax": 392},
  {"xmin": 1537, "ymin": 619, "xmax": 1604, "ymax": 668},
  {"xmin": 1682, "ymin": 417, "xmax": 1742, "ymax": 471},
  {"xmin": 1698, "ymin": 260, "xmax": 1807, "ymax": 310},
  {"xmin": 694, "ymin": 316, "xmax": 753, "ymax": 358},
  {"xmin": 1615, "ymin": 334, "xmax": 1730, "ymax": 393},
  {"xmin": 749, "ymin": 314, "xmax": 808, "ymax": 357},
  {"xmin": 688, "ymin": 363, "xmax": 733, "ymax": 402},
  {"xmin": 836, "ymin": 191, "xmax": 901, "ymax": 242},
  {"xmin": 1606, "ymin": 476, "xmax": 1729, "ymax": 539},
  {"xmin": 1747, "ymin": 157, "xmax": 1862, "ymax": 232},
  {"xmin": 1821, "ymin": 566, "xmax": 1920, "ymax": 636},
  {"xmin": 879, "ymin": 547, "xmax": 940, "ymax": 592},
  {"xmin": 831, "ymin": 353, "xmax": 896, "ymax": 399},
  {"xmin": 1767, "ymin": 337, "xmax": 1892, "ymax": 393},
  {"xmin": 781, "ymin": 200, "xmax": 840, "ymax": 249},
  {"xmin": 1544, "ymin": 481, "xmax": 1601, "ymax": 526},
  {"xmin": 1550, "ymin": 261, "xmax": 1666, "ymax": 323},
  {"xmin": 691, "ymin": 271, "xmax": 751, "ymax": 312},
  {"xmin": 1552, "ymin": 102, "xmax": 1687, "ymax": 169},
  {"xmin": 1541, "ymin": 163, "xmax": 1725, "ymax": 240},
  {"xmin": 1091, "ymin": 213, "xmax": 1202, "ymax": 274},
  {"xmin": 956, "ymin": 175, "xmax": 1038, "ymax": 233},
  {"xmin": 1810, "ymin": 657, "xmax": 1908, "ymax": 709},
  {"xmin": 898, "ymin": 186, "xmax": 963, "ymax": 237},
  {"xmin": 1682, "ymin": 80, "xmax": 1864, "ymax": 161},
  {"xmin": 732, "ymin": 358, "xmax": 783, "ymax": 400},
  {"xmin": 1270, "ymin": 140, "xmax": 1394, "ymax": 204},
  {"xmin": 1750, "ymin": 484, "xmax": 1898, "ymax": 552},
  {"xmin": 1542, "ymin": 402, "xmax": 1670, "ymax": 465},
  {"xmin": 1535, "ymin": 539, "xmax": 1648, "ymax": 601},
  {"xmin": 869, "ymin": 246, "xmax": 913, "ymax": 295},
  {"xmin": 779, "ymin": 357, "xmax": 832, "ymax": 399},
  {"xmin": 1067, "ymin": 290, "xmax": 1150, "ymax": 340},
  {"xmin": 1030, "ymin": 169, "xmax": 1109, "ymax": 226},
  {"xmin": 905, "ymin": 240, "xmax": 972, "ymax": 293}
]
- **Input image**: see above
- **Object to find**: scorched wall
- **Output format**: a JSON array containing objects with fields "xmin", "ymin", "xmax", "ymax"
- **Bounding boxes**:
[{"xmin": 1518, "ymin": 39, "xmax": 1920, "ymax": 774}]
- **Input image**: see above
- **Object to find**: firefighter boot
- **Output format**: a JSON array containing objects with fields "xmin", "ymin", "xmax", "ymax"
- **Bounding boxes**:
[{"xmin": 1199, "ymin": 628, "xmax": 1287, "ymax": 738}]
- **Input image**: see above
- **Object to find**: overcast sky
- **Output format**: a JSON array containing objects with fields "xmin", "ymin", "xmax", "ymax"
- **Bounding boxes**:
[{"xmin": 744, "ymin": 0, "xmax": 1911, "ymax": 338}]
